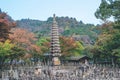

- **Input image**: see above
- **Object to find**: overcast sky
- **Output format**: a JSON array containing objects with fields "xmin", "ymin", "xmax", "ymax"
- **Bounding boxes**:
[{"xmin": 0, "ymin": 0, "xmax": 101, "ymax": 24}]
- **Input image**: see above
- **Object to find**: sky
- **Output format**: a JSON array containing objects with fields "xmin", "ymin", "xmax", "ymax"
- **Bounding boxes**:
[{"xmin": 0, "ymin": 0, "xmax": 101, "ymax": 25}]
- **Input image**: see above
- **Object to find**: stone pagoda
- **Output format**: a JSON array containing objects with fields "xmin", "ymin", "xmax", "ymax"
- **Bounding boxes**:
[{"xmin": 50, "ymin": 14, "xmax": 61, "ymax": 66}]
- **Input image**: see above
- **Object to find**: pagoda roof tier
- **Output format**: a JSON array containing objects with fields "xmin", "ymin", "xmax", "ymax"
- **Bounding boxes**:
[
  {"xmin": 50, "ymin": 14, "xmax": 61, "ymax": 58},
  {"xmin": 51, "ymin": 36, "xmax": 59, "ymax": 38},
  {"xmin": 50, "ymin": 47, "xmax": 61, "ymax": 50},
  {"xmin": 51, "ymin": 38, "xmax": 59, "ymax": 40},
  {"xmin": 51, "ymin": 41, "xmax": 60, "ymax": 43}
]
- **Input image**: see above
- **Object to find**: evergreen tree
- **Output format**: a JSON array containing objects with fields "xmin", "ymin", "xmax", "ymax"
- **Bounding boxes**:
[{"xmin": 94, "ymin": 0, "xmax": 120, "ymax": 65}]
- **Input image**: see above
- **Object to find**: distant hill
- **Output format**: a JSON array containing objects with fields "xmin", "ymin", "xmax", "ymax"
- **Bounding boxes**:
[
  {"xmin": 0, "ymin": 8, "xmax": 99, "ymax": 44},
  {"xmin": 16, "ymin": 16, "xmax": 99, "ymax": 44}
]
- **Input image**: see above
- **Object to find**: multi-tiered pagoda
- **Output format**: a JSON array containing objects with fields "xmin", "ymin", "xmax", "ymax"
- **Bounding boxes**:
[{"xmin": 50, "ymin": 14, "xmax": 61, "ymax": 66}]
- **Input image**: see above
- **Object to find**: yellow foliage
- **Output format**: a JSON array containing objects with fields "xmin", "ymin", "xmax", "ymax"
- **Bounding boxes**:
[{"xmin": 0, "ymin": 40, "xmax": 15, "ymax": 56}]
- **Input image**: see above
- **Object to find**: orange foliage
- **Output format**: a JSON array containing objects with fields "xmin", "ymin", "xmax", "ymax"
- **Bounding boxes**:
[
  {"xmin": 9, "ymin": 28, "xmax": 41, "ymax": 54},
  {"xmin": 23, "ymin": 53, "xmax": 32, "ymax": 59},
  {"xmin": 9, "ymin": 28, "xmax": 36, "ymax": 45},
  {"xmin": 43, "ymin": 42, "xmax": 50, "ymax": 47},
  {"xmin": 60, "ymin": 36, "xmax": 77, "ymax": 55},
  {"xmin": 0, "ymin": 12, "xmax": 16, "ymax": 42},
  {"xmin": 31, "ymin": 44, "xmax": 41, "ymax": 53}
]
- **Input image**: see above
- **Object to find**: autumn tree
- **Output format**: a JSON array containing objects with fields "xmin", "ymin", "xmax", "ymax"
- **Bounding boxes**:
[
  {"xmin": 0, "ymin": 10, "xmax": 16, "ymax": 74},
  {"xmin": 9, "ymin": 28, "xmax": 41, "ymax": 60},
  {"xmin": 0, "ymin": 10, "xmax": 16, "ymax": 42},
  {"xmin": 60, "ymin": 36, "xmax": 84, "ymax": 56},
  {"xmin": 37, "ymin": 36, "xmax": 84, "ymax": 58}
]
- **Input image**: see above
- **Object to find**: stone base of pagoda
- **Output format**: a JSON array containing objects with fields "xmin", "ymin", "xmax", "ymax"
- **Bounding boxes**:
[{"xmin": 52, "ymin": 56, "xmax": 61, "ymax": 66}]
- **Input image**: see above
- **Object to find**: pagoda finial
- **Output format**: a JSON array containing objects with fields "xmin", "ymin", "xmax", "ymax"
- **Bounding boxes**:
[
  {"xmin": 53, "ymin": 14, "xmax": 56, "ymax": 21},
  {"xmin": 53, "ymin": 14, "xmax": 55, "ymax": 18},
  {"xmin": 0, "ymin": 8, "xmax": 2, "ymax": 13}
]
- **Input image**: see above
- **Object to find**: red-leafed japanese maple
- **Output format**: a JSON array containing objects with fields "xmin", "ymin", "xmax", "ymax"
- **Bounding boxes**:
[
  {"xmin": 0, "ymin": 12, "xmax": 16, "ymax": 42},
  {"xmin": 9, "ymin": 28, "xmax": 41, "ymax": 58}
]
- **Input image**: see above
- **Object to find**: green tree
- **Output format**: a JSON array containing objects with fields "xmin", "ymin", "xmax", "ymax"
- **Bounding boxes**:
[
  {"xmin": 0, "ymin": 40, "xmax": 25, "ymax": 78},
  {"xmin": 94, "ymin": 0, "xmax": 120, "ymax": 65},
  {"xmin": 95, "ymin": 0, "xmax": 112, "ymax": 22},
  {"xmin": 36, "ymin": 37, "xmax": 50, "ymax": 54},
  {"xmin": 95, "ymin": 0, "xmax": 120, "ymax": 22},
  {"xmin": 0, "ymin": 40, "xmax": 14, "ymax": 69}
]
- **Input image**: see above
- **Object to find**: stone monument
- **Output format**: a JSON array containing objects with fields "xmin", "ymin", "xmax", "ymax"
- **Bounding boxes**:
[{"xmin": 50, "ymin": 14, "xmax": 61, "ymax": 66}]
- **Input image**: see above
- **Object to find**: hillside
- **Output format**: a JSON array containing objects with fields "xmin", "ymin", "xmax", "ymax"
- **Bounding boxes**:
[{"xmin": 16, "ymin": 17, "xmax": 99, "ymax": 44}]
